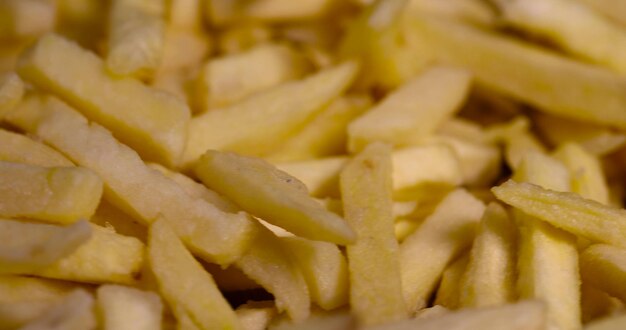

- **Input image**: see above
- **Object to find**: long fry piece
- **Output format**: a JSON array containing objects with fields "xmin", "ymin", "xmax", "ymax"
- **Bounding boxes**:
[{"xmin": 580, "ymin": 244, "xmax": 626, "ymax": 302}]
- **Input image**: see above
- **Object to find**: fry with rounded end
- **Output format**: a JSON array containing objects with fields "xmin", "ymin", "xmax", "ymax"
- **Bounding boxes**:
[{"xmin": 97, "ymin": 285, "xmax": 163, "ymax": 330}]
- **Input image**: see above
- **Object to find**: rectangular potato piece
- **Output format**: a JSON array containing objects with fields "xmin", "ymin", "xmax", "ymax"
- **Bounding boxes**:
[
  {"xmin": 580, "ymin": 244, "xmax": 626, "ymax": 303},
  {"xmin": 17, "ymin": 33, "xmax": 190, "ymax": 166},
  {"xmin": 236, "ymin": 301, "xmax": 276, "ymax": 330},
  {"xmin": 276, "ymin": 157, "xmax": 347, "ymax": 198},
  {"xmin": 0, "ymin": 128, "xmax": 73, "ymax": 167},
  {"xmin": 20, "ymin": 289, "xmax": 96, "ymax": 330},
  {"xmin": 339, "ymin": 142, "xmax": 408, "ymax": 325},
  {"xmin": 97, "ymin": 284, "xmax": 163, "ymax": 330},
  {"xmin": 554, "ymin": 142, "xmax": 609, "ymax": 204},
  {"xmin": 0, "ymin": 72, "xmax": 24, "ymax": 119},
  {"xmin": 0, "ymin": 0, "xmax": 55, "ymax": 40},
  {"xmin": 435, "ymin": 254, "xmax": 469, "ymax": 309},
  {"xmin": 400, "ymin": 189, "xmax": 485, "ymax": 312},
  {"xmin": 0, "ymin": 161, "xmax": 103, "ymax": 223}
]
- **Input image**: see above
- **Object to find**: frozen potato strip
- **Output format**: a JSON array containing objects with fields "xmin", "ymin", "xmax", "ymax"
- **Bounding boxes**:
[
  {"xmin": 435, "ymin": 254, "xmax": 469, "ymax": 309},
  {"xmin": 0, "ymin": 219, "xmax": 91, "ymax": 272},
  {"xmin": 244, "ymin": 0, "xmax": 337, "ymax": 22},
  {"xmin": 148, "ymin": 219, "xmax": 240, "ymax": 330},
  {"xmin": 282, "ymin": 237, "xmax": 349, "ymax": 310},
  {"xmin": 580, "ymin": 244, "xmax": 626, "ymax": 303},
  {"xmin": 17, "ymin": 34, "xmax": 189, "ymax": 166},
  {"xmin": 197, "ymin": 43, "xmax": 309, "ymax": 110},
  {"xmin": 365, "ymin": 300, "xmax": 546, "ymax": 330},
  {"xmin": 492, "ymin": 180, "xmax": 626, "ymax": 248},
  {"xmin": 6, "ymin": 95, "xmax": 256, "ymax": 265},
  {"xmin": 407, "ymin": 0, "xmax": 495, "ymax": 26},
  {"xmin": 20, "ymin": 289, "xmax": 96, "ymax": 330},
  {"xmin": 340, "ymin": 143, "xmax": 408, "ymax": 325},
  {"xmin": 106, "ymin": 0, "xmax": 165, "ymax": 78},
  {"xmin": 0, "ymin": 0, "xmax": 56, "ymax": 40},
  {"xmin": 185, "ymin": 61, "xmax": 357, "ymax": 163},
  {"xmin": 348, "ymin": 66, "xmax": 471, "ymax": 152},
  {"xmin": 554, "ymin": 142, "xmax": 609, "ymax": 204},
  {"xmin": 269, "ymin": 310, "xmax": 354, "ymax": 330},
  {"xmin": 195, "ymin": 150, "xmax": 355, "ymax": 245},
  {"xmin": 499, "ymin": 0, "xmax": 626, "ymax": 74},
  {"xmin": 460, "ymin": 203, "xmax": 516, "ymax": 308},
  {"xmin": 276, "ymin": 157, "xmax": 347, "ymax": 198},
  {"xmin": 0, "ymin": 128, "xmax": 72, "ymax": 167},
  {"xmin": 406, "ymin": 17, "xmax": 626, "ymax": 129},
  {"xmin": 0, "ymin": 161, "xmax": 103, "ymax": 224},
  {"xmin": 0, "ymin": 72, "xmax": 23, "ymax": 119},
  {"xmin": 400, "ymin": 189, "xmax": 485, "ymax": 312},
  {"xmin": 97, "ymin": 285, "xmax": 163, "ymax": 330},
  {"xmin": 236, "ymin": 302, "xmax": 276, "ymax": 330}
]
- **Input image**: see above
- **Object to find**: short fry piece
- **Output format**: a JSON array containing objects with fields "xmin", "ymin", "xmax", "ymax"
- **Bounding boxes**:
[
  {"xmin": 0, "ymin": 72, "xmax": 23, "ymax": 119},
  {"xmin": 0, "ymin": 161, "xmax": 103, "ymax": 224},
  {"xmin": 97, "ymin": 285, "xmax": 163, "ymax": 330},
  {"xmin": 580, "ymin": 244, "xmax": 626, "ymax": 303},
  {"xmin": 276, "ymin": 157, "xmax": 346, "ymax": 198},
  {"xmin": 0, "ymin": 128, "xmax": 73, "ymax": 167},
  {"xmin": 340, "ymin": 143, "xmax": 408, "ymax": 325},
  {"xmin": 554, "ymin": 142, "xmax": 609, "ymax": 204},
  {"xmin": 20, "ymin": 289, "xmax": 96, "ymax": 330}
]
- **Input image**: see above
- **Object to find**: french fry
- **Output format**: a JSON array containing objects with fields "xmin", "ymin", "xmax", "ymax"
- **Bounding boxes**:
[
  {"xmin": 348, "ymin": 66, "xmax": 471, "ymax": 152},
  {"xmin": 244, "ymin": 0, "xmax": 339, "ymax": 22},
  {"xmin": 340, "ymin": 143, "xmax": 408, "ymax": 325},
  {"xmin": 0, "ymin": 128, "xmax": 73, "ymax": 167},
  {"xmin": 485, "ymin": 117, "xmax": 547, "ymax": 170},
  {"xmin": 269, "ymin": 309, "xmax": 355, "ymax": 330},
  {"xmin": 0, "ymin": 161, "xmax": 103, "ymax": 223},
  {"xmin": 17, "ymin": 34, "xmax": 190, "ymax": 166},
  {"xmin": 0, "ymin": 0, "xmax": 56, "ymax": 40},
  {"xmin": 19, "ymin": 289, "xmax": 96, "ymax": 330},
  {"xmin": 90, "ymin": 200, "xmax": 147, "ymax": 242},
  {"xmin": 407, "ymin": 0, "xmax": 495, "ymax": 26},
  {"xmin": 580, "ymin": 284, "xmax": 623, "ymax": 324},
  {"xmin": 400, "ymin": 189, "xmax": 485, "ymax": 312},
  {"xmin": 434, "ymin": 254, "xmax": 469, "ymax": 309},
  {"xmin": 97, "ymin": 285, "xmax": 163, "ymax": 330},
  {"xmin": 216, "ymin": 23, "xmax": 273, "ymax": 54},
  {"xmin": 236, "ymin": 301, "xmax": 277, "ymax": 330},
  {"xmin": 554, "ymin": 142, "xmax": 609, "ymax": 204},
  {"xmin": 276, "ymin": 157, "xmax": 346, "ymax": 198},
  {"xmin": 580, "ymin": 244, "xmax": 626, "ymax": 303},
  {"xmin": 0, "ymin": 72, "xmax": 23, "ymax": 118}
]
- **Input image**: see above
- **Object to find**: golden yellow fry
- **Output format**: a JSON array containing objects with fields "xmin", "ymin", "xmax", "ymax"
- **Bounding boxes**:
[
  {"xmin": 20, "ymin": 289, "xmax": 96, "ymax": 330},
  {"xmin": 435, "ymin": 254, "xmax": 469, "ymax": 309},
  {"xmin": 97, "ymin": 285, "xmax": 163, "ymax": 330},
  {"xmin": 17, "ymin": 34, "xmax": 190, "ymax": 166},
  {"xmin": 0, "ymin": 161, "xmax": 103, "ymax": 224},
  {"xmin": 0, "ymin": 72, "xmax": 23, "ymax": 119},
  {"xmin": 554, "ymin": 142, "xmax": 609, "ymax": 204},
  {"xmin": 580, "ymin": 244, "xmax": 626, "ymax": 303},
  {"xmin": 340, "ymin": 142, "xmax": 408, "ymax": 325},
  {"xmin": 0, "ymin": 128, "xmax": 72, "ymax": 167}
]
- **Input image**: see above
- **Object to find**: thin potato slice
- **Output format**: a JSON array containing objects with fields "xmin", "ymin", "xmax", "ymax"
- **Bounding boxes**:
[
  {"xmin": 340, "ymin": 143, "xmax": 408, "ymax": 325},
  {"xmin": 20, "ymin": 289, "xmax": 96, "ymax": 330},
  {"xmin": 0, "ymin": 128, "xmax": 73, "ymax": 167},
  {"xmin": 97, "ymin": 284, "xmax": 163, "ymax": 330},
  {"xmin": 0, "ymin": 161, "xmax": 103, "ymax": 223},
  {"xmin": 17, "ymin": 33, "xmax": 190, "ymax": 166},
  {"xmin": 0, "ymin": 72, "xmax": 23, "ymax": 119},
  {"xmin": 195, "ymin": 150, "xmax": 355, "ymax": 245},
  {"xmin": 184, "ymin": 61, "xmax": 358, "ymax": 163},
  {"xmin": 400, "ymin": 189, "xmax": 485, "ymax": 312},
  {"xmin": 554, "ymin": 142, "xmax": 609, "ymax": 204},
  {"xmin": 580, "ymin": 244, "xmax": 626, "ymax": 303},
  {"xmin": 90, "ymin": 200, "xmax": 147, "ymax": 242},
  {"xmin": 148, "ymin": 218, "xmax": 240, "ymax": 330},
  {"xmin": 492, "ymin": 180, "xmax": 626, "ymax": 248},
  {"xmin": 0, "ymin": 219, "xmax": 91, "ymax": 272},
  {"xmin": 6, "ymin": 95, "xmax": 256, "ymax": 266}
]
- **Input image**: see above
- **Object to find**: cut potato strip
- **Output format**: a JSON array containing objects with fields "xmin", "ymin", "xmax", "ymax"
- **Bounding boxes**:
[
  {"xmin": 407, "ymin": 0, "xmax": 496, "ymax": 26},
  {"xmin": 400, "ymin": 189, "xmax": 485, "ymax": 312},
  {"xmin": 340, "ymin": 143, "xmax": 408, "ymax": 325},
  {"xmin": 348, "ymin": 66, "xmax": 471, "ymax": 152},
  {"xmin": 90, "ymin": 200, "xmax": 147, "ymax": 242},
  {"xmin": 0, "ymin": 72, "xmax": 23, "ymax": 119},
  {"xmin": 195, "ymin": 150, "xmax": 355, "ymax": 245},
  {"xmin": 0, "ymin": 219, "xmax": 91, "ymax": 272},
  {"xmin": 0, "ymin": 161, "xmax": 103, "ymax": 223},
  {"xmin": 185, "ymin": 61, "xmax": 357, "ymax": 163},
  {"xmin": 492, "ymin": 180, "xmax": 626, "ymax": 248},
  {"xmin": 97, "ymin": 285, "xmax": 163, "ymax": 330},
  {"xmin": 0, "ymin": 0, "xmax": 56, "ymax": 40},
  {"xmin": 20, "ymin": 289, "xmax": 96, "ymax": 330},
  {"xmin": 0, "ymin": 128, "xmax": 73, "ymax": 167},
  {"xmin": 580, "ymin": 244, "xmax": 626, "ymax": 303},
  {"xmin": 460, "ymin": 202, "xmax": 516, "ymax": 308},
  {"xmin": 554, "ymin": 142, "xmax": 609, "ymax": 204},
  {"xmin": 405, "ymin": 16, "xmax": 626, "ymax": 129},
  {"xmin": 434, "ymin": 254, "xmax": 469, "ymax": 309},
  {"xmin": 269, "ymin": 310, "xmax": 354, "ymax": 330},
  {"xmin": 244, "ymin": 0, "xmax": 338, "ymax": 22},
  {"xmin": 106, "ymin": 0, "xmax": 165, "ymax": 78},
  {"xmin": 6, "ymin": 95, "xmax": 256, "ymax": 265},
  {"xmin": 148, "ymin": 218, "xmax": 240, "ymax": 330},
  {"xmin": 17, "ymin": 34, "xmax": 190, "ymax": 166},
  {"xmin": 276, "ymin": 157, "xmax": 346, "ymax": 198},
  {"xmin": 236, "ymin": 301, "xmax": 276, "ymax": 330}
]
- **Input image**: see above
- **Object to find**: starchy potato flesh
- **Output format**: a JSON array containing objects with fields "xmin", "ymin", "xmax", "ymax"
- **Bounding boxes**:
[
  {"xmin": 97, "ymin": 285, "xmax": 163, "ymax": 330},
  {"xmin": 580, "ymin": 244, "xmax": 626, "ymax": 303},
  {"xmin": 493, "ymin": 180, "xmax": 626, "ymax": 248},
  {"xmin": 0, "ymin": 161, "xmax": 103, "ymax": 223},
  {"xmin": 0, "ymin": 219, "xmax": 91, "ymax": 272},
  {"xmin": 184, "ymin": 61, "xmax": 357, "ymax": 163},
  {"xmin": 340, "ymin": 143, "xmax": 408, "ymax": 325},
  {"xmin": 460, "ymin": 203, "xmax": 516, "ymax": 308},
  {"xmin": 0, "ymin": 72, "xmax": 23, "ymax": 118},
  {"xmin": 0, "ymin": 0, "xmax": 56, "ymax": 40},
  {"xmin": 6, "ymin": 95, "xmax": 256, "ymax": 265},
  {"xmin": 106, "ymin": 0, "xmax": 165, "ymax": 78},
  {"xmin": 0, "ymin": 128, "xmax": 73, "ymax": 167},
  {"xmin": 400, "ymin": 189, "xmax": 485, "ymax": 312},
  {"xmin": 17, "ymin": 33, "xmax": 190, "ymax": 166},
  {"xmin": 499, "ymin": 0, "xmax": 626, "ymax": 74},
  {"xmin": 148, "ymin": 219, "xmax": 240, "ymax": 330},
  {"xmin": 195, "ymin": 150, "xmax": 356, "ymax": 245},
  {"xmin": 554, "ymin": 142, "xmax": 609, "ymax": 204},
  {"xmin": 434, "ymin": 254, "xmax": 468, "ymax": 309}
]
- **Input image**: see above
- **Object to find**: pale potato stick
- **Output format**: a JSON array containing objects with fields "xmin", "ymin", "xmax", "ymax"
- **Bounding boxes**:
[
  {"xmin": 499, "ymin": 0, "xmax": 626, "ymax": 74},
  {"xmin": 0, "ymin": 161, "xmax": 103, "ymax": 223},
  {"xmin": 364, "ymin": 300, "xmax": 546, "ymax": 330},
  {"xmin": 148, "ymin": 218, "xmax": 240, "ymax": 330},
  {"xmin": 90, "ymin": 200, "xmax": 147, "ymax": 242},
  {"xmin": 6, "ymin": 95, "xmax": 256, "ymax": 266},
  {"xmin": 0, "ymin": 219, "xmax": 91, "ymax": 272},
  {"xmin": 407, "ymin": 0, "xmax": 495, "ymax": 26},
  {"xmin": 20, "ymin": 289, "xmax": 96, "ymax": 330},
  {"xmin": 276, "ymin": 157, "xmax": 347, "ymax": 198},
  {"xmin": 97, "ymin": 285, "xmax": 163, "ymax": 330},
  {"xmin": 0, "ymin": 128, "xmax": 73, "ymax": 167},
  {"xmin": 0, "ymin": 0, "xmax": 56, "ymax": 40},
  {"xmin": 167, "ymin": 0, "xmax": 204, "ymax": 30},
  {"xmin": 269, "ymin": 310, "xmax": 355, "ymax": 330},
  {"xmin": 197, "ymin": 43, "xmax": 309, "ymax": 110},
  {"xmin": 236, "ymin": 301, "xmax": 277, "ymax": 330},
  {"xmin": 0, "ymin": 72, "xmax": 23, "ymax": 119},
  {"xmin": 156, "ymin": 28, "xmax": 210, "ymax": 75},
  {"xmin": 17, "ymin": 34, "xmax": 190, "ymax": 166},
  {"xmin": 437, "ymin": 118, "xmax": 486, "ymax": 143},
  {"xmin": 268, "ymin": 95, "xmax": 371, "ymax": 162},
  {"xmin": 0, "ymin": 301, "xmax": 59, "ymax": 329},
  {"xmin": 492, "ymin": 180, "xmax": 626, "ymax": 248},
  {"xmin": 204, "ymin": 263, "xmax": 261, "ymax": 292},
  {"xmin": 405, "ymin": 16, "xmax": 626, "ymax": 129},
  {"xmin": 106, "ymin": 0, "xmax": 165, "ymax": 78},
  {"xmin": 348, "ymin": 66, "xmax": 471, "ymax": 152},
  {"xmin": 459, "ymin": 203, "xmax": 516, "ymax": 308},
  {"xmin": 554, "ymin": 142, "xmax": 609, "ymax": 204},
  {"xmin": 400, "ymin": 188, "xmax": 485, "ymax": 312},
  {"xmin": 281, "ymin": 237, "xmax": 349, "ymax": 310},
  {"xmin": 244, "ymin": 0, "xmax": 338, "ymax": 22},
  {"xmin": 580, "ymin": 284, "xmax": 623, "ymax": 324},
  {"xmin": 580, "ymin": 244, "xmax": 626, "ymax": 303},
  {"xmin": 184, "ymin": 61, "xmax": 357, "ymax": 163},
  {"xmin": 195, "ymin": 150, "xmax": 356, "ymax": 245},
  {"xmin": 434, "ymin": 254, "xmax": 469, "ymax": 309},
  {"xmin": 340, "ymin": 143, "xmax": 408, "ymax": 325}
]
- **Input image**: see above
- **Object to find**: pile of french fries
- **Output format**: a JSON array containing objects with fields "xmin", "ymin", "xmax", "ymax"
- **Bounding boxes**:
[{"xmin": 3, "ymin": 0, "xmax": 626, "ymax": 329}]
